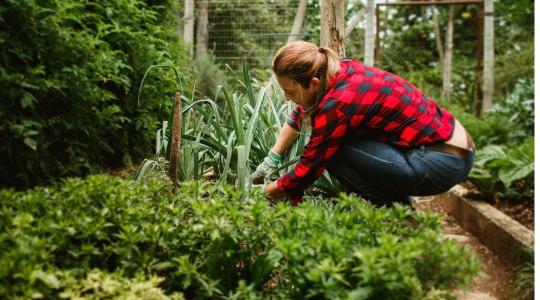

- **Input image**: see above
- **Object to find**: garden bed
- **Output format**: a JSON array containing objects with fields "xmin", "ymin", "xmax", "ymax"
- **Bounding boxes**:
[{"xmin": 461, "ymin": 181, "xmax": 534, "ymax": 231}]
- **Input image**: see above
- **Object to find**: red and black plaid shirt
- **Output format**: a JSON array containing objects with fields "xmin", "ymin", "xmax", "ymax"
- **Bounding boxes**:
[{"xmin": 277, "ymin": 58, "xmax": 456, "ymax": 203}]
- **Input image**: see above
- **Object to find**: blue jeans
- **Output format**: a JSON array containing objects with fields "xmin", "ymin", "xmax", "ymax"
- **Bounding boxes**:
[{"xmin": 326, "ymin": 138, "xmax": 475, "ymax": 207}]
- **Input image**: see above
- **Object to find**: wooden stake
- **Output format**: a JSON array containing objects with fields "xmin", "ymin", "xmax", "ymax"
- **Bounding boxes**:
[{"xmin": 169, "ymin": 92, "xmax": 182, "ymax": 194}]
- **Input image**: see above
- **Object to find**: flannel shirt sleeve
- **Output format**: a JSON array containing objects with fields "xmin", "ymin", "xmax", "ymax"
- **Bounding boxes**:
[
  {"xmin": 286, "ymin": 104, "xmax": 304, "ymax": 130},
  {"xmin": 277, "ymin": 103, "xmax": 349, "ymax": 200}
]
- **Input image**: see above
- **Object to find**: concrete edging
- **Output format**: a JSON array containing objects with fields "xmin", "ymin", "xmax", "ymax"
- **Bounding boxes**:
[{"xmin": 438, "ymin": 187, "xmax": 534, "ymax": 268}]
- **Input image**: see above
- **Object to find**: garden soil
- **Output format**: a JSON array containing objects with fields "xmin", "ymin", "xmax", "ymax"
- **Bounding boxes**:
[
  {"xmin": 413, "ymin": 196, "xmax": 515, "ymax": 300},
  {"xmin": 461, "ymin": 181, "xmax": 534, "ymax": 231}
]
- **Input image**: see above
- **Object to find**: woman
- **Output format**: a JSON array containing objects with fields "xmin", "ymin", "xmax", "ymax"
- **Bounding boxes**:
[{"xmin": 251, "ymin": 41, "xmax": 475, "ymax": 207}]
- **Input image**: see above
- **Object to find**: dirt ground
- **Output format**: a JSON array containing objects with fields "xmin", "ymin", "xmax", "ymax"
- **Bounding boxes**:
[{"xmin": 413, "ymin": 196, "xmax": 516, "ymax": 300}]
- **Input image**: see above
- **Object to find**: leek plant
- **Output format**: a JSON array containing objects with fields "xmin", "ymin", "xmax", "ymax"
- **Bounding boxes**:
[{"xmin": 136, "ymin": 64, "xmax": 342, "ymax": 196}]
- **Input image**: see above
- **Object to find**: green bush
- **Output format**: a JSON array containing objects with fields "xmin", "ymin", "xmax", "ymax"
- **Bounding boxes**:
[
  {"xmin": 0, "ymin": 175, "xmax": 480, "ymax": 299},
  {"xmin": 0, "ymin": 0, "xmax": 191, "ymax": 188},
  {"xmin": 446, "ymin": 104, "xmax": 512, "ymax": 149},
  {"xmin": 491, "ymin": 78, "xmax": 534, "ymax": 143}
]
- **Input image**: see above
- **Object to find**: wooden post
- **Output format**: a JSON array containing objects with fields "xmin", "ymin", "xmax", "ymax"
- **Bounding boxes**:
[
  {"xmin": 475, "ymin": 3, "xmax": 484, "ymax": 116},
  {"xmin": 482, "ymin": 0, "xmax": 494, "ymax": 112},
  {"xmin": 364, "ymin": 0, "xmax": 375, "ymax": 66},
  {"xmin": 169, "ymin": 92, "xmax": 182, "ymax": 194},
  {"xmin": 320, "ymin": 0, "xmax": 346, "ymax": 57}
]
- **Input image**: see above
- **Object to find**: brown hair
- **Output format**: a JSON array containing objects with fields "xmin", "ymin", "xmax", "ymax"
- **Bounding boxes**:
[{"xmin": 271, "ymin": 41, "xmax": 341, "ymax": 103}]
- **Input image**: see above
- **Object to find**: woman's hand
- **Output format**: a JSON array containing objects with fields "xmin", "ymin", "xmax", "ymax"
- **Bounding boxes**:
[{"xmin": 264, "ymin": 180, "xmax": 288, "ymax": 199}]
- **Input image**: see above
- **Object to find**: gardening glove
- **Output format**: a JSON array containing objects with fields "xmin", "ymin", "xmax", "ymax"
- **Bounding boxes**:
[
  {"xmin": 250, "ymin": 150, "xmax": 282, "ymax": 184},
  {"xmin": 251, "ymin": 183, "xmax": 267, "ymax": 193}
]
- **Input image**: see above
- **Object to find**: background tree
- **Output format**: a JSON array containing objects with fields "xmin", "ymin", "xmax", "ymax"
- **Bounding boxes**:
[
  {"xmin": 442, "ymin": 5, "xmax": 455, "ymax": 100},
  {"xmin": 196, "ymin": 0, "xmax": 209, "ymax": 58},
  {"xmin": 183, "ymin": 0, "xmax": 195, "ymax": 49},
  {"xmin": 320, "ymin": 0, "xmax": 346, "ymax": 56},
  {"xmin": 364, "ymin": 0, "xmax": 375, "ymax": 66},
  {"xmin": 288, "ymin": 0, "xmax": 308, "ymax": 42}
]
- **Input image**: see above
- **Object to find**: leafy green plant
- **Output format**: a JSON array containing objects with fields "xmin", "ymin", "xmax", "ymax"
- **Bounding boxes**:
[
  {"xmin": 491, "ymin": 78, "xmax": 534, "ymax": 143},
  {"xmin": 0, "ymin": 174, "xmax": 481, "ymax": 299},
  {"xmin": 512, "ymin": 249, "xmax": 534, "ymax": 300},
  {"xmin": 469, "ymin": 138, "xmax": 534, "ymax": 200}
]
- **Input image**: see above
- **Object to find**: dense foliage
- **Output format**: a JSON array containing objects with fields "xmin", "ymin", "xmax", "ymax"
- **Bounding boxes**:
[
  {"xmin": 0, "ymin": 0, "xmax": 190, "ymax": 188},
  {"xmin": 376, "ymin": 1, "xmax": 533, "ymax": 106},
  {"xmin": 448, "ymin": 77, "xmax": 534, "ymax": 201},
  {"xmin": 0, "ymin": 175, "xmax": 480, "ymax": 299}
]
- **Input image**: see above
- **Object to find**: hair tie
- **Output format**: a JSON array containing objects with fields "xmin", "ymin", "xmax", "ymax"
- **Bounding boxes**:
[{"xmin": 318, "ymin": 47, "xmax": 325, "ymax": 54}]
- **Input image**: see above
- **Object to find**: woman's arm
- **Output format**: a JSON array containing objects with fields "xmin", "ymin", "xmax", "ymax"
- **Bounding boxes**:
[
  {"xmin": 271, "ymin": 122, "xmax": 300, "ymax": 156},
  {"xmin": 263, "ymin": 123, "xmax": 300, "ymax": 199}
]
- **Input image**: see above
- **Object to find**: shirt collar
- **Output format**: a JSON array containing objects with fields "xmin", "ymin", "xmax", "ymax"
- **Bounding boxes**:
[{"xmin": 327, "ymin": 59, "xmax": 348, "ymax": 89}]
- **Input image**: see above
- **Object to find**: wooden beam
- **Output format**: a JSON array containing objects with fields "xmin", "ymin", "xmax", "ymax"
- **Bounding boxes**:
[{"xmin": 377, "ymin": 0, "xmax": 482, "ymax": 7}]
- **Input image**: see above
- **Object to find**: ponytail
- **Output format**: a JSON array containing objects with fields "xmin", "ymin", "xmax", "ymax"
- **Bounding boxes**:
[{"xmin": 272, "ymin": 41, "xmax": 341, "ymax": 103}]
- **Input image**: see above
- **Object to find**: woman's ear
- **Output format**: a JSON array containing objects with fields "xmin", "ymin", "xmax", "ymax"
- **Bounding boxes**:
[{"xmin": 310, "ymin": 77, "xmax": 320, "ymax": 90}]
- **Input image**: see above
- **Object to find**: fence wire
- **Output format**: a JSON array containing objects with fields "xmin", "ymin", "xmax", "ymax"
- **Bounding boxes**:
[{"xmin": 204, "ymin": 0, "xmax": 316, "ymax": 68}]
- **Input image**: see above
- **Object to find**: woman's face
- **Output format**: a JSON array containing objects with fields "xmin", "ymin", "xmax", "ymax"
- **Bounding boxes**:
[{"xmin": 276, "ymin": 75, "xmax": 320, "ymax": 109}]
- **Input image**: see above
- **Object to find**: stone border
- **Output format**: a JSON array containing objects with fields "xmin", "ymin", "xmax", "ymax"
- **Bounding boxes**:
[{"xmin": 437, "ymin": 186, "xmax": 534, "ymax": 268}]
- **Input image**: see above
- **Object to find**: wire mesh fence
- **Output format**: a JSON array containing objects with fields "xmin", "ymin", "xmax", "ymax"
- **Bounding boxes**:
[{"xmin": 205, "ymin": 0, "xmax": 318, "ymax": 68}]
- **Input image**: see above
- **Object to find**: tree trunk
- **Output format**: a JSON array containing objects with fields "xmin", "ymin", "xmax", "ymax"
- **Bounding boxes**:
[
  {"xmin": 345, "ymin": 8, "xmax": 365, "ymax": 38},
  {"xmin": 320, "ymin": 0, "xmax": 346, "ymax": 57},
  {"xmin": 196, "ymin": 0, "xmax": 209, "ymax": 59},
  {"xmin": 431, "ymin": 6, "xmax": 444, "ymax": 66},
  {"xmin": 363, "ymin": 0, "xmax": 375, "ymax": 66},
  {"xmin": 175, "ymin": 7, "xmax": 183, "ymax": 39},
  {"xmin": 442, "ymin": 5, "xmax": 455, "ymax": 100},
  {"xmin": 288, "ymin": 0, "xmax": 308, "ymax": 42},
  {"xmin": 483, "ymin": 0, "xmax": 494, "ymax": 111},
  {"xmin": 183, "ymin": 0, "xmax": 194, "ymax": 46}
]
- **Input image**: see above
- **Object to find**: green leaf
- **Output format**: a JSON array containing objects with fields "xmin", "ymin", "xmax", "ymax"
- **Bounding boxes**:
[
  {"xmin": 21, "ymin": 93, "xmax": 36, "ymax": 109},
  {"xmin": 31, "ymin": 270, "xmax": 60, "ymax": 289},
  {"xmin": 23, "ymin": 137, "xmax": 37, "ymax": 151}
]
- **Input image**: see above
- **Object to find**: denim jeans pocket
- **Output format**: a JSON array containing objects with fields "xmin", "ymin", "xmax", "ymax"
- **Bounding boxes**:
[
  {"xmin": 414, "ymin": 173, "xmax": 455, "ymax": 196},
  {"xmin": 410, "ymin": 150, "xmax": 468, "ymax": 196}
]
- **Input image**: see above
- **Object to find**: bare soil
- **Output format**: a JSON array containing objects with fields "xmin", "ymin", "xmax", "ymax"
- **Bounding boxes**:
[{"xmin": 413, "ymin": 196, "xmax": 515, "ymax": 300}]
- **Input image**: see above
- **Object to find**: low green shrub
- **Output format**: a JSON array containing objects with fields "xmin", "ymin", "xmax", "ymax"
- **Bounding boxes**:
[
  {"xmin": 0, "ymin": 175, "xmax": 480, "ymax": 299},
  {"xmin": 445, "ymin": 104, "xmax": 511, "ymax": 149},
  {"xmin": 512, "ymin": 253, "xmax": 534, "ymax": 300},
  {"xmin": 490, "ymin": 78, "xmax": 534, "ymax": 144}
]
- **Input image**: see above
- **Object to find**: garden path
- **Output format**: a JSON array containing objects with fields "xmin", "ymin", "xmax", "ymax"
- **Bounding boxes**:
[{"xmin": 414, "ymin": 196, "xmax": 515, "ymax": 300}]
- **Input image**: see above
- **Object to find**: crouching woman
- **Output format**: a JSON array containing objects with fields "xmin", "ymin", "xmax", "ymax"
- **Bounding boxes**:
[{"xmin": 251, "ymin": 41, "xmax": 475, "ymax": 207}]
